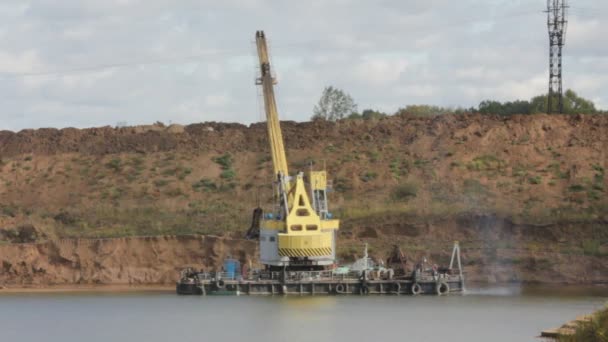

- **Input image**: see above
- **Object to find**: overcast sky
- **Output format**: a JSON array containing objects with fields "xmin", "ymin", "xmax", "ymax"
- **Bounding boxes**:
[{"xmin": 0, "ymin": 0, "xmax": 605, "ymax": 131}]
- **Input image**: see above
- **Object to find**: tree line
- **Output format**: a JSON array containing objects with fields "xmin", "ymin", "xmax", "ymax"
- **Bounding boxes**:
[{"xmin": 311, "ymin": 86, "xmax": 605, "ymax": 121}]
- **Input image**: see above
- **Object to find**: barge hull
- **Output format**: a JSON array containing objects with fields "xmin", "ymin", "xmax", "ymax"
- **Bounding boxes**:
[{"xmin": 177, "ymin": 278, "xmax": 464, "ymax": 296}]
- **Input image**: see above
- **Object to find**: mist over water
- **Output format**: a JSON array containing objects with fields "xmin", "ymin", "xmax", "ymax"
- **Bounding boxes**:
[
  {"xmin": 465, "ymin": 285, "xmax": 522, "ymax": 296},
  {"xmin": 0, "ymin": 285, "xmax": 606, "ymax": 342}
]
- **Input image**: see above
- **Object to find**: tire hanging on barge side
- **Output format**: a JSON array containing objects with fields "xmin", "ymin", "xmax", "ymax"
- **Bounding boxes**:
[
  {"xmin": 411, "ymin": 283, "xmax": 422, "ymax": 295},
  {"xmin": 435, "ymin": 281, "xmax": 449, "ymax": 295}
]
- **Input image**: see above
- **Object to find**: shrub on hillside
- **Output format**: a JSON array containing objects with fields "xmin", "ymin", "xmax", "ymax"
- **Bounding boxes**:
[
  {"xmin": 391, "ymin": 183, "xmax": 418, "ymax": 201},
  {"xmin": 212, "ymin": 154, "xmax": 233, "ymax": 170}
]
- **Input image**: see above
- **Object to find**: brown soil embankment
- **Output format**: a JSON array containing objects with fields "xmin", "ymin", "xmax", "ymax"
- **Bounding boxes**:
[
  {"xmin": 1, "ymin": 216, "xmax": 607, "ymax": 288},
  {"xmin": 0, "ymin": 113, "xmax": 606, "ymax": 287},
  {"xmin": 0, "ymin": 235, "xmax": 256, "ymax": 287}
]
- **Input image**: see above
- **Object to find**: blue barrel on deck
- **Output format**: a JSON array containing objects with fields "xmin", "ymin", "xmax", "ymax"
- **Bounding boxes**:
[{"xmin": 223, "ymin": 259, "xmax": 240, "ymax": 279}]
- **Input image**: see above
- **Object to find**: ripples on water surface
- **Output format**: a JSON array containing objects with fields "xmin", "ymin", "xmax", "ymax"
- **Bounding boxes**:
[{"xmin": 0, "ymin": 285, "xmax": 606, "ymax": 342}]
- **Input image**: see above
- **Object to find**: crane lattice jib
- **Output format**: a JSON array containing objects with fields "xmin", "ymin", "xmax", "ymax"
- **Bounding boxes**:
[{"xmin": 255, "ymin": 31, "xmax": 289, "ymax": 178}]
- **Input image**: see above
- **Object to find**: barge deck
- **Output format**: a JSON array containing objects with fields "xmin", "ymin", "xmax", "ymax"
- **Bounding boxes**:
[
  {"xmin": 177, "ymin": 242, "xmax": 465, "ymax": 296},
  {"xmin": 177, "ymin": 270, "xmax": 464, "ymax": 296}
]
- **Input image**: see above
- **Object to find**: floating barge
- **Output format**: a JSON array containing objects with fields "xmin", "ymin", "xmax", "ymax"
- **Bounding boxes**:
[
  {"xmin": 177, "ymin": 243, "xmax": 465, "ymax": 296},
  {"xmin": 177, "ymin": 270, "xmax": 464, "ymax": 296}
]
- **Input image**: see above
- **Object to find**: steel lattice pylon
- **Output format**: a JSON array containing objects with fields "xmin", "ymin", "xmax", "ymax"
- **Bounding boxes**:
[{"xmin": 546, "ymin": 0, "xmax": 568, "ymax": 114}]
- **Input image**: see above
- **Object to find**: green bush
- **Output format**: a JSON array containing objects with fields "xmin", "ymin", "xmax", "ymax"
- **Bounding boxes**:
[
  {"xmin": 257, "ymin": 155, "xmax": 272, "ymax": 165},
  {"xmin": 130, "ymin": 157, "xmax": 145, "ymax": 170},
  {"xmin": 467, "ymin": 155, "xmax": 505, "ymax": 172},
  {"xmin": 360, "ymin": 171, "xmax": 378, "ymax": 182},
  {"xmin": 106, "ymin": 158, "xmax": 122, "ymax": 172},
  {"xmin": 581, "ymin": 239, "xmax": 601, "ymax": 256},
  {"xmin": 160, "ymin": 165, "xmax": 192, "ymax": 180},
  {"xmin": 588, "ymin": 191, "xmax": 601, "ymax": 201},
  {"xmin": 592, "ymin": 164, "xmax": 605, "ymax": 174},
  {"xmin": 220, "ymin": 169, "xmax": 236, "ymax": 180},
  {"xmin": 528, "ymin": 176, "xmax": 542, "ymax": 185},
  {"xmin": 154, "ymin": 179, "xmax": 170, "ymax": 187},
  {"xmin": 165, "ymin": 188, "xmax": 185, "ymax": 197},
  {"xmin": 1, "ymin": 205, "xmax": 18, "ymax": 217},
  {"xmin": 463, "ymin": 179, "xmax": 488, "ymax": 195},
  {"xmin": 559, "ymin": 306, "xmax": 608, "ymax": 342},
  {"xmin": 368, "ymin": 151, "xmax": 380, "ymax": 162},
  {"xmin": 192, "ymin": 179, "xmax": 217, "ymax": 192},
  {"xmin": 333, "ymin": 177, "xmax": 353, "ymax": 193},
  {"xmin": 390, "ymin": 159, "xmax": 410, "ymax": 178},
  {"xmin": 391, "ymin": 183, "xmax": 418, "ymax": 201},
  {"xmin": 414, "ymin": 159, "xmax": 429, "ymax": 168},
  {"xmin": 212, "ymin": 154, "xmax": 233, "ymax": 170},
  {"xmin": 569, "ymin": 184, "xmax": 585, "ymax": 192}
]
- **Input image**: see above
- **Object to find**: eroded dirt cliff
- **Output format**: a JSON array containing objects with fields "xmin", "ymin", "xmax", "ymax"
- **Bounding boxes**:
[
  {"xmin": 0, "ymin": 113, "xmax": 606, "ymax": 286},
  {"xmin": 0, "ymin": 235, "xmax": 256, "ymax": 286}
]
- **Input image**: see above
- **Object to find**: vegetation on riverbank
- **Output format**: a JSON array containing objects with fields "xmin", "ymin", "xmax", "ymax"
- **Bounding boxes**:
[{"xmin": 559, "ymin": 305, "xmax": 608, "ymax": 342}]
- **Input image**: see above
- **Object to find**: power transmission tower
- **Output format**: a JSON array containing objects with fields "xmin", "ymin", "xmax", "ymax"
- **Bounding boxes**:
[{"xmin": 546, "ymin": 0, "xmax": 568, "ymax": 114}]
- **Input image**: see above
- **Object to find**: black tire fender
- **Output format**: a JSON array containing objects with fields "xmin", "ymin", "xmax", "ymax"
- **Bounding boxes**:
[
  {"xmin": 335, "ymin": 283, "xmax": 346, "ymax": 294},
  {"xmin": 216, "ymin": 279, "xmax": 226, "ymax": 289},
  {"xmin": 411, "ymin": 282, "xmax": 422, "ymax": 295},
  {"xmin": 436, "ymin": 281, "xmax": 449, "ymax": 295}
]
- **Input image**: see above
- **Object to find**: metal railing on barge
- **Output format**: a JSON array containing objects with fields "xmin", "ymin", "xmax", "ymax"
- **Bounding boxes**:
[{"xmin": 186, "ymin": 268, "xmax": 461, "ymax": 284}]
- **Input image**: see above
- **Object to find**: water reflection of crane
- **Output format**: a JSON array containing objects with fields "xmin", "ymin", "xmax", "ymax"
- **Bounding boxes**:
[{"xmin": 247, "ymin": 31, "xmax": 340, "ymax": 271}]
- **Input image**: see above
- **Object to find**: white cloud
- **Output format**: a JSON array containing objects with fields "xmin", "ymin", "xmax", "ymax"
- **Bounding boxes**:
[
  {"xmin": 354, "ymin": 55, "xmax": 409, "ymax": 85},
  {"xmin": 0, "ymin": 1, "xmax": 606, "ymax": 131},
  {"xmin": 204, "ymin": 94, "xmax": 231, "ymax": 108},
  {"xmin": 0, "ymin": 50, "xmax": 43, "ymax": 73}
]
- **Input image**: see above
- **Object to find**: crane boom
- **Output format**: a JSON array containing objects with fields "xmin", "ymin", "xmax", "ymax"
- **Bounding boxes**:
[{"xmin": 255, "ymin": 31, "xmax": 289, "ymax": 177}]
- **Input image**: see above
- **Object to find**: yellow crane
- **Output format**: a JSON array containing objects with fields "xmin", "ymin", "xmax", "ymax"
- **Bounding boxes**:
[{"xmin": 253, "ymin": 31, "xmax": 339, "ymax": 270}]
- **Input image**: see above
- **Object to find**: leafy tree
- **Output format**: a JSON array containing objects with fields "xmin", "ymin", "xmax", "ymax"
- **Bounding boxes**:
[
  {"xmin": 530, "ymin": 90, "xmax": 598, "ymax": 114},
  {"xmin": 478, "ymin": 101, "xmax": 504, "ymax": 115},
  {"xmin": 361, "ymin": 109, "xmax": 387, "ymax": 120},
  {"xmin": 396, "ymin": 105, "xmax": 458, "ymax": 117},
  {"xmin": 346, "ymin": 109, "xmax": 388, "ymax": 120},
  {"xmin": 530, "ymin": 95, "xmax": 547, "ymax": 114},
  {"xmin": 477, "ymin": 90, "xmax": 600, "ymax": 115},
  {"xmin": 478, "ymin": 100, "xmax": 533, "ymax": 115},
  {"xmin": 564, "ymin": 89, "xmax": 597, "ymax": 114},
  {"xmin": 312, "ymin": 86, "xmax": 358, "ymax": 121}
]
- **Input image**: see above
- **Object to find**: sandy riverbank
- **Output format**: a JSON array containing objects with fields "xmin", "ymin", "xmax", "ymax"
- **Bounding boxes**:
[{"xmin": 0, "ymin": 284, "xmax": 175, "ymax": 294}]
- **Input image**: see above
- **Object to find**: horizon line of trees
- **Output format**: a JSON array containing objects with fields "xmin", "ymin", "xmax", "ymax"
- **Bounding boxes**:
[{"xmin": 311, "ymin": 86, "xmax": 606, "ymax": 121}]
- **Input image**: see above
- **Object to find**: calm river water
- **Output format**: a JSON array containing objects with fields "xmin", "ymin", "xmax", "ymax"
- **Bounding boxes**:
[{"xmin": 0, "ymin": 285, "xmax": 606, "ymax": 342}]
